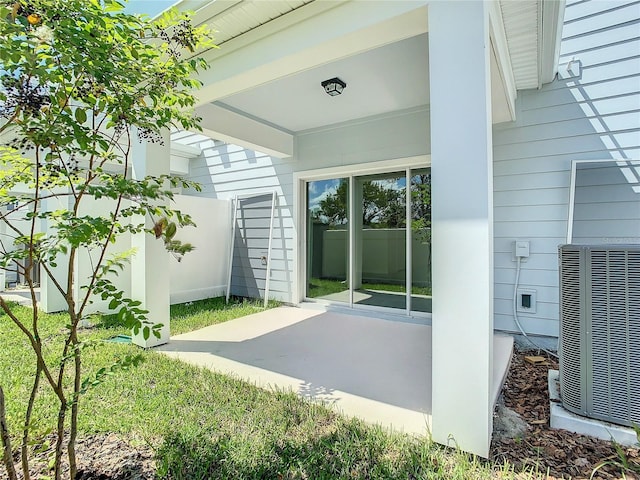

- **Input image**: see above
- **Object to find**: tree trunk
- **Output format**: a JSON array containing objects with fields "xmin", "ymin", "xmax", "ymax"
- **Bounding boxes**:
[
  {"xmin": 0, "ymin": 386, "xmax": 18, "ymax": 480},
  {"xmin": 21, "ymin": 363, "xmax": 41, "ymax": 480},
  {"xmin": 68, "ymin": 336, "xmax": 81, "ymax": 479},
  {"xmin": 53, "ymin": 406, "xmax": 66, "ymax": 480}
]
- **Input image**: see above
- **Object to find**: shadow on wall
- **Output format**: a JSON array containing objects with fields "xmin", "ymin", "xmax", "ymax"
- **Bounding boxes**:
[{"xmin": 491, "ymin": 13, "xmax": 640, "ymax": 336}]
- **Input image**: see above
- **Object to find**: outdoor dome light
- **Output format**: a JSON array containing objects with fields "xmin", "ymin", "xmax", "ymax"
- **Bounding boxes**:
[{"xmin": 321, "ymin": 77, "xmax": 347, "ymax": 96}]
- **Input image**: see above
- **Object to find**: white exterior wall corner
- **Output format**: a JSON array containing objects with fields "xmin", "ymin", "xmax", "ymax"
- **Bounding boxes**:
[
  {"xmin": 429, "ymin": 1, "xmax": 494, "ymax": 459},
  {"xmin": 492, "ymin": 0, "xmax": 640, "ymax": 338}
]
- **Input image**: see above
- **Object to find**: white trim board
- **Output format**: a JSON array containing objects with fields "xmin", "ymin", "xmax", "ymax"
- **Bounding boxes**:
[
  {"xmin": 567, "ymin": 158, "xmax": 640, "ymax": 243},
  {"xmin": 294, "ymin": 156, "xmax": 430, "ymax": 183}
]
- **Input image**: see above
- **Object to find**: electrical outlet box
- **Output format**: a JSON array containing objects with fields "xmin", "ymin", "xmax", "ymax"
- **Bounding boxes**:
[
  {"xmin": 515, "ymin": 241, "xmax": 530, "ymax": 258},
  {"xmin": 516, "ymin": 288, "xmax": 537, "ymax": 314}
]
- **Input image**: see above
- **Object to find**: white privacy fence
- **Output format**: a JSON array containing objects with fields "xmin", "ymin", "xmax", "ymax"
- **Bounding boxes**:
[
  {"xmin": 169, "ymin": 195, "xmax": 231, "ymax": 304},
  {"xmin": 22, "ymin": 194, "xmax": 232, "ymax": 313}
]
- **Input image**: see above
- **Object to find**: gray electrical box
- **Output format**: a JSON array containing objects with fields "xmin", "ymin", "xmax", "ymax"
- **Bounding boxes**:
[{"xmin": 558, "ymin": 244, "xmax": 640, "ymax": 427}]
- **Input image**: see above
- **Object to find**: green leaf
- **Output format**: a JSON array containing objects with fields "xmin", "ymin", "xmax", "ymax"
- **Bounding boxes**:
[{"xmin": 75, "ymin": 108, "xmax": 87, "ymax": 124}]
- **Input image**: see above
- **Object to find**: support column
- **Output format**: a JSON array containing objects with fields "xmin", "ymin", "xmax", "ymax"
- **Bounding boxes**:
[
  {"xmin": 429, "ymin": 1, "xmax": 494, "ymax": 457},
  {"xmin": 131, "ymin": 131, "xmax": 171, "ymax": 348},
  {"xmin": 0, "ymin": 219, "xmax": 6, "ymax": 291},
  {"xmin": 40, "ymin": 196, "xmax": 70, "ymax": 313}
]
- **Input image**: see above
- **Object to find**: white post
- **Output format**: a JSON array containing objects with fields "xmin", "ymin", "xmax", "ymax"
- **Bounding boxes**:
[
  {"xmin": 130, "ymin": 130, "xmax": 171, "ymax": 348},
  {"xmin": 264, "ymin": 192, "xmax": 277, "ymax": 308},
  {"xmin": 429, "ymin": 1, "xmax": 494, "ymax": 457},
  {"xmin": 0, "ymin": 218, "xmax": 6, "ymax": 292},
  {"xmin": 40, "ymin": 196, "xmax": 70, "ymax": 313}
]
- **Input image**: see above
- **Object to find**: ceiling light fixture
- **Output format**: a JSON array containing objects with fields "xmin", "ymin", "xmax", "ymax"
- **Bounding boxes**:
[{"xmin": 321, "ymin": 77, "xmax": 347, "ymax": 96}]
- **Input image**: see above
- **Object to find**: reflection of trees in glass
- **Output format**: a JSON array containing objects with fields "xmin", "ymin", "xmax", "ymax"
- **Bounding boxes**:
[
  {"xmin": 310, "ymin": 179, "xmax": 348, "ymax": 226},
  {"xmin": 411, "ymin": 173, "xmax": 431, "ymax": 242},
  {"xmin": 313, "ymin": 179, "xmax": 406, "ymax": 228},
  {"xmin": 310, "ymin": 173, "xmax": 431, "ymax": 235}
]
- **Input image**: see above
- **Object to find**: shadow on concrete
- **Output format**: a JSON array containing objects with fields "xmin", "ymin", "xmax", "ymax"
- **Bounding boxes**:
[{"xmin": 159, "ymin": 310, "xmax": 431, "ymax": 413}]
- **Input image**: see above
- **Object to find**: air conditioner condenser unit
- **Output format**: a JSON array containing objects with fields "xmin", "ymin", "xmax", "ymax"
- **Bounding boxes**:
[{"xmin": 558, "ymin": 244, "xmax": 640, "ymax": 427}]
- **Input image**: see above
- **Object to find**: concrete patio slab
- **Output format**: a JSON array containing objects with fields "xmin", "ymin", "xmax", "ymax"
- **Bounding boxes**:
[
  {"xmin": 0, "ymin": 288, "xmax": 40, "ymax": 306},
  {"xmin": 157, "ymin": 306, "xmax": 513, "ymax": 436}
]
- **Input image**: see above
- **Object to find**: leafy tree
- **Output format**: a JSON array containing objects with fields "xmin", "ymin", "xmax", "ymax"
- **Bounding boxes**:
[
  {"xmin": 411, "ymin": 172, "xmax": 431, "ymax": 242},
  {"xmin": 312, "ymin": 174, "xmax": 431, "ymax": 235},
  {"xmin": 0, "ymin": 1, "xmax": 213, "ymax": 479},
  {"xmin": 314, "ymin": 179, "xmax": 406, "ymax": 228}
]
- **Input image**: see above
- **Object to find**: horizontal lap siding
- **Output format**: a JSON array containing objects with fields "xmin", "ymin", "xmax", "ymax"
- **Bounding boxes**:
[
  {"xmin": 177, "ymin": 134, "xmax": 296, "ymax": 303},
  {"xmin": 492, "ymin": 0, "xmax": 640, "ymax": 337}
]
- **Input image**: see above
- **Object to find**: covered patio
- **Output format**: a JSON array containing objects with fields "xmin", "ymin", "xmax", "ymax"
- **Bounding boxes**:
[
  {"xmin": 130, "ymin": 0, "xmax": 563, "ymax": 456},
  {"xmin": 158, "ymin": 306, "xmax": 514, "ymax": 437}
]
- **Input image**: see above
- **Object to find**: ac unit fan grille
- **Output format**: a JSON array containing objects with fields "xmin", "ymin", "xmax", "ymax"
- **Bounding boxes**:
[
  {"xmin": 559, "ymin": 248, "xmax": 584, "ymax": 413},
  {"xmin": 559, "ymin": 245, "xmax": 640, "ymax": 427}
]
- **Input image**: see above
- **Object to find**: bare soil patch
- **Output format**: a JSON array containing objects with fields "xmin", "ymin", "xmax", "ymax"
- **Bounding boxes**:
[{"xmin": 2, "ymin": 433, "xmax": 155, "ymax": 480}]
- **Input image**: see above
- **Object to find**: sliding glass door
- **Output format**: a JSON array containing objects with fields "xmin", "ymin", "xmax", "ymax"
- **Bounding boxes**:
[
  {"xmin": 306, "ymin": 177, "xmax": 349, "ymax": 303},
  {"xmin": 353, "ymin": 172, "xmax": 407, "ymax": 309},
  {"xmin": 410, "ymin": 169, "xmax": 431, "ymax": 313},
  {"xmin": 305, "ymin": 168, "xmax": 431, "ymax": 315}
]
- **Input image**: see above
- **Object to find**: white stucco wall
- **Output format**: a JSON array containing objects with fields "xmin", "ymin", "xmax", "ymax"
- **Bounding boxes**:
[
  {"xmin": 74, "ymin": 196, "xmax": 132, "ymax": 315},
  {"xmin": 169, "ymin": 195, "xmax": 231, "ymax": 304}
]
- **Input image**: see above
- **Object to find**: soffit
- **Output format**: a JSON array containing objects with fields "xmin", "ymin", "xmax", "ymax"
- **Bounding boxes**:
[
  {"xmin": 192, "ymin": 0, "xmax": 314, "ymax": 45},
  {"xmin": 500, "ymin": 0, "xmax": 540, "ymax": 90},
  {"xmin": 177, "ymin": 1, "xmax": 562, "ymax": 92},
  {"xmin": 499, "ymin": 0, "xmax": 565, "ymax": 90},
  {"xmin": 167, "ymin": 0, "xmax": 562, "ymax": 136}
]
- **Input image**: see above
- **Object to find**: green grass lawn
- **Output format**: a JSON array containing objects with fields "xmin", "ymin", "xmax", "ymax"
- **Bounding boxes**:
[{"xmin": 0, "ymin": 297, "xmax": 534, "ymax": 479}]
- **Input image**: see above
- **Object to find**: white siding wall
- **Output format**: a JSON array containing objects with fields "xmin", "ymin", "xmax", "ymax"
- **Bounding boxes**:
[
  {"xmin": 493, "ymin": 0, "xmax": 640, "ymax": 337},
  {"xmin": 181, "ymin": 135, "xmax": 296, "ymax": 302}
]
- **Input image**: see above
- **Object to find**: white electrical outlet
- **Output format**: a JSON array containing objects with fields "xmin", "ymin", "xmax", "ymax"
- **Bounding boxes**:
[{"xmin": 515, "ymin": 241, "xmax": 530, "ymax": 258}]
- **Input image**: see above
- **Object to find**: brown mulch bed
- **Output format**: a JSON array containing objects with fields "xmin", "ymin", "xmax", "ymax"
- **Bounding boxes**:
[{"xmin": 491, "ymin": 349, "xmax": 640, "ymax": 479}]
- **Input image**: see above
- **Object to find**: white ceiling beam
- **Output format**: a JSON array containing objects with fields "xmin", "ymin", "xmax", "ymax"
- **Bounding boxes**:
[
  {"xmin": 170, "ymin": 142, "xmax": 202, "ymax": 175},
  {"xmin": 196, "ymin": 103, "xmax": 294, "ymax": 158},
  {"xmin": 193, "ymin": 1, "xmax": 428, "ymax": 106}
]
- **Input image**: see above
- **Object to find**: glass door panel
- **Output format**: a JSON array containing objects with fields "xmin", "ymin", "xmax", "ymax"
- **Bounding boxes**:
[
  {"xmin": 354, "ymin": 172, "xmax": 407, "ymax": 310},
  {"xmin": 410, "ymin": 168, "xmax": 432, "ymax": 313},
  {"xmin": 306, "ymin": 178, "xmax": 349, "ymax": 302}
]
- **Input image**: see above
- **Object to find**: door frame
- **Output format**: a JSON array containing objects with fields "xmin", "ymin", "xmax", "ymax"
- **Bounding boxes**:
[{"xmin": 293, "ymin": 155, "xmax": 431, "ymax": 318}]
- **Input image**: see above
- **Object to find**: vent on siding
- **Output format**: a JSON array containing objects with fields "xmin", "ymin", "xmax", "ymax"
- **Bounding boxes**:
[{"xmin": 559, "ymin": 244, "xmax": 640, "ymax": 427}]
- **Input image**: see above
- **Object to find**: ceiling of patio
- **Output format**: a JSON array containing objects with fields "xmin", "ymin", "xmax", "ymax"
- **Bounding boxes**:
[{"xmin": 216, "ymin": 33, "xmax": 430, "ymax": 133}]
